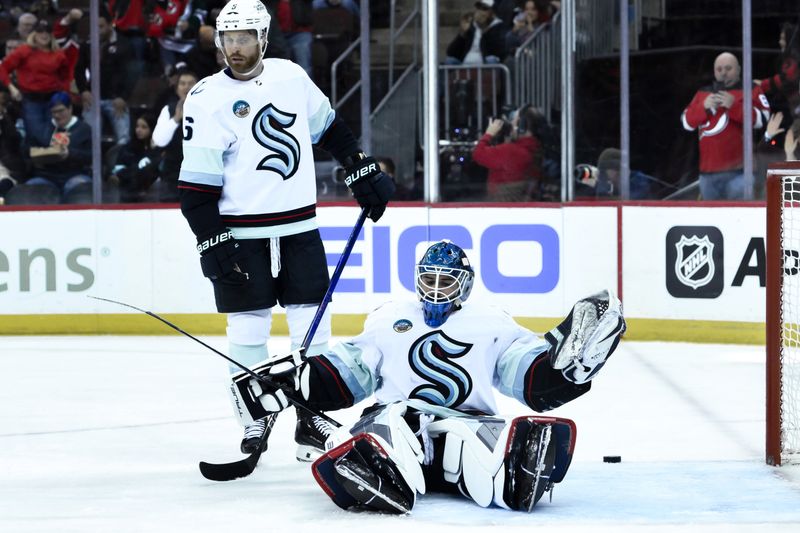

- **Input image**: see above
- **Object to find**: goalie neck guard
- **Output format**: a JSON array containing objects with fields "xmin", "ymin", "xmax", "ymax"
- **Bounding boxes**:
[
  {"xmin": 415, "ymin": 241, "xmax": 474, "ymax": 327},
  {"xmin": 215, "ymin": 0, "xmax": 271, "ymax": 76}
]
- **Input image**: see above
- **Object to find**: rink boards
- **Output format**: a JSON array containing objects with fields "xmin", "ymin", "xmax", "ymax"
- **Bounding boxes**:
[{"xmin": 0, "ymin": 203, "xmax": 770, "ymax": 342}]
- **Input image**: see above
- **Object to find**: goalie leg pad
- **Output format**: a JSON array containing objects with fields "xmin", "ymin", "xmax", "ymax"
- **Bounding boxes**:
[
  {"xmin": 312, "ymin": 402, "xmax": 426, "ymax": 513},
  {"xmin": 425, "ymin": 415, "xmax": 576, "ymax": 512},
  {"xmin": 501, "ymin": 416, "xmax": 575, "ymax": 511},
  {"xmin": 313, "ymin": 434, "xmax": 417, "ymax": 514}
]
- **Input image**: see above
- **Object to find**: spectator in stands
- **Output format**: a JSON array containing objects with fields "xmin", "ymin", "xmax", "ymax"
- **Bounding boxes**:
[
  {"xmin": 505, "ymin": 1, "xmax": 546, "ymax": 56},
  {"xmin": 574, "ymin": 148, "xmax": 658, "ymax": 200},
  {"xmin": 185, "ymin": 25, "xmax": 220, "ymax": 79},
  {"xmin": 107, "ymin": 0, "xmax": 149, "ymax": 78},
  {"xmin": 21, "ymin": 91, "xmax": 92, "ymax": 203},
  {"xmin": 148, "ymin": 0, "xmax": 192, "ymax": 74},
  {"xmin": 0, "ymin": 20, "xmax": 72, "ymax": 147},
  {"xmin": 152, "ymin": 69, "xmax": 198, "ymax": 202},
  {"xmin": 446, "ymin": 1, "xmax": 507, "ymax": 65},
  {"xmin": 75, "ymin": 11, "xmax": 134, "ymax": 145},
  {"xmin": 312, "ymin": 0, "xmax": 359, "ymax": 17},
  {"xmin": 681, "ymin": 52, "xmax": 770, "ymax": 200},
  {"xmin": 784, "ymin": 119, "xmax": 800, "ymax": 161},
  {"xmin": 0, "ymin": 91, "xmax": 25, "ymax": 202},
  {"xmin": 759, "ymin": 22, "xmax": 800, "ymax": 119},
  {"xmin": 1, "ymin": 11, "xmax": 36, "ymax": 59},
  {"xmin": 11, "ymin": 11, "xmax": 36, "ymax": 40},
  {"xmin": 471, "ymin": 104, "xmax": 541, "ymax": 201},
  {"xmin": 268, "ymin": 0, "xmax": 313, "ymax": 76},
  {"xmin": 111, "ymin": 112, "xmax": 161, "ymax": 202}
]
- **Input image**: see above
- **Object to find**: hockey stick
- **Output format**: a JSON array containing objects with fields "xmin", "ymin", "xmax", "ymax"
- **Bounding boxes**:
[
  {"xmin": 92, "ymin": 207, "xmax": 367, "ymax": 480},
  {"xmin": 201, "ymin": 207, "xmax": 367, "ymax": 480}
]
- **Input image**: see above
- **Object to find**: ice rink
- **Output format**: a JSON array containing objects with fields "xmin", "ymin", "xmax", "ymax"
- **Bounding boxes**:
[{"xmin": 2, "ymin": 335, "xmax": 800, "ymax": 533}]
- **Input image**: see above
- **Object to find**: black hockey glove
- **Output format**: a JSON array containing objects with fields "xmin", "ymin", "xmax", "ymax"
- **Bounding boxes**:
[
  {"xmin": 344, "ymin": 155, "xmax": 395, "ymax": 222},
  {"xmin": 196, "ymin": 229, "xmax": 249, "ymax": 285}
]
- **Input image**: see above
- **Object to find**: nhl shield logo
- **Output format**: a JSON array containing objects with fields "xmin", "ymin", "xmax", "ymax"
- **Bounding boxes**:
[
  {"xmin": 232, "ymin": 100, "xmax": 250, "ymax": 118},
  {"xmin": 675, "ymin": 235, "xmax": 715, "ymax": 289},
  {"xmin": 665, "ymin": 226, "xmax": 724, "ymax": 299}
]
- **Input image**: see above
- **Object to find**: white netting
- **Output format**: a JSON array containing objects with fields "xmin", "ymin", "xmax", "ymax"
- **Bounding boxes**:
[{"xmin": 781, "ymin": 176, "xmax": 800, "ymax": 462}]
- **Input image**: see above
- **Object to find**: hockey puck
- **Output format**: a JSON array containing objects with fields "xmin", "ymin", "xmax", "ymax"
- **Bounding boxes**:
[{"xmin": 603, "ymin": 455, "xmax": 621, "ymax": 463}]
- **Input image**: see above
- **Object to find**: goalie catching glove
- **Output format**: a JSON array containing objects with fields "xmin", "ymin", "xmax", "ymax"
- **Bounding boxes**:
[
  {"xmin": 546, "ymin": 288, "xmax": 626, "ymax": 384},
  {"xmin": 196, "ymin": 229, "xmax": 249, "ymax": 285},
  {"xmin": 343, "ymin": 153, "xmax": 395, "ymax": 222}
]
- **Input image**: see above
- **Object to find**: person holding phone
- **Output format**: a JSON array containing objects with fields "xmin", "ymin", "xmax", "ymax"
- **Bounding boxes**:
[{"xmin": 681, "ymin": 52, "xmax": 771, "ymax": 200}]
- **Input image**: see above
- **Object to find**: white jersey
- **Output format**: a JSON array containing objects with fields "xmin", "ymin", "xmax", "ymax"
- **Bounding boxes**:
[
  {"xmin": 178, "ymin": 60, "xmax": 336, "ymax": 238},
  {"xmin": 325, "ymin": 301, "xmax": 550, "ymax": 415}
]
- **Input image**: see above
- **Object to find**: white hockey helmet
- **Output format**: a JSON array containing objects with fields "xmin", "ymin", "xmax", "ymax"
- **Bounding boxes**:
[{"xmin": 215, "ymin": 0, "xmax": 271, "ymax": 71}]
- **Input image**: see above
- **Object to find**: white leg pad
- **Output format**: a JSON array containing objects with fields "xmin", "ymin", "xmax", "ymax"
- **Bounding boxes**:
[
  {"xmin": 462, "ymin": 444, "xmax": 496, "ymax": 507},
  {"xmin": 427, "ymin": 417, "xmax": 510, "ymax": 508},
  {"xmin": 441, "ymin": 433, "xmax": 463, "ymax": 483}
]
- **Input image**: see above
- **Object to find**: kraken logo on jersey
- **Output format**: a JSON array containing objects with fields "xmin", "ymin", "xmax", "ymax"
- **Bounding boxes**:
[
  {"xmin": 408, "ymin": 331, "xmax": 473, "ymax": 408},
  {"xmin": 251, "ymin": 103, "xmax": 301, "ymax": 180}
]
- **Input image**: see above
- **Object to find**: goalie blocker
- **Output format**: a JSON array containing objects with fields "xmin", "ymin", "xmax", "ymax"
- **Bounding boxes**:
[{"xmin": 311, "ymin": 401, "xmax": 576, "ymax": 514}]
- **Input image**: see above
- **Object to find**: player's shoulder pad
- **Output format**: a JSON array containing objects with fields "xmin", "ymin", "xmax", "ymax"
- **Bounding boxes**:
[
  {"xmin": 364, "ymin": 300, "xmax": 416, "ymax": 326},
  {"xmin": 263, "ymin": 57, "xmax": 310, "ymax": 80},
  {"xmin": 183, "ymin": 72, "xmax": 228, "ymax": 110},
  {"xmin": 462, "ymin": 303, "xmax": 517, "ymax": 323}
]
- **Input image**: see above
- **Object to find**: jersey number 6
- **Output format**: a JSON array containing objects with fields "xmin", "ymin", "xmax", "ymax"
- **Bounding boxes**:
[{"xmin": 183, "ymin": 116, "xmax": 194, "ymax": 141}]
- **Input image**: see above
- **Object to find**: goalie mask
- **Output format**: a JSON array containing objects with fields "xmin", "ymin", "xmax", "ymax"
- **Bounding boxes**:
[
  {"xmin": 415, "ymin": 241, "xmax": 474, "ymax": 327},
  {"xmin": 215, "ymin": 0, "xmax": 271, "ymax": 76}
]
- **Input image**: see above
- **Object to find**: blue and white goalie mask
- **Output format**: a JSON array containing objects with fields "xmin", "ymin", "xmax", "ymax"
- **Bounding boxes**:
[{"xmin": 415, "ymin": 241, "xmax": 475, "ymax": 327}]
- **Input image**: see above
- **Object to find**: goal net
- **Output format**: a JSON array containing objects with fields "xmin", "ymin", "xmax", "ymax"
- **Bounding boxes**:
[{"xmin": 766, "ymin": 163, "xmax": 800, "ymax": 466}]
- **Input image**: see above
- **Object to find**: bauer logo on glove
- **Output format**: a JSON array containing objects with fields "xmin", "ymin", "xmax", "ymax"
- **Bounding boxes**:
[{"xmin": 344, "ymin": 162, "xmax": 379, "ymax": 187}]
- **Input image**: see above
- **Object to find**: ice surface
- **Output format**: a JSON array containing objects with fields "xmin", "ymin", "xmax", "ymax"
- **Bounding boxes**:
[{"xmin": 1, "ymin": 336, "xmax": 799, "ymax": 532}]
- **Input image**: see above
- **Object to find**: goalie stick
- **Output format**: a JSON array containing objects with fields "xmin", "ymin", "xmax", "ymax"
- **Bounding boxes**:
[{"xmin": 90, "ymin": 207, "xmax": 366, "ymax": 481}]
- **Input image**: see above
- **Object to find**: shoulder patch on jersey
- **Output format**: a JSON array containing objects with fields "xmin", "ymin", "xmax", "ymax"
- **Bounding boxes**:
[
  {"xmin": 233, "ymin": 100, "xmax": 250, "ymax": 118},
  {"xmin": 393, "ymin": 319, "xmax": 413, "ymax": 333}
]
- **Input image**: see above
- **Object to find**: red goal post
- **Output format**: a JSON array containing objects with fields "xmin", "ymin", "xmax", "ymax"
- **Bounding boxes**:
[{"xmin": 766, "ymin": 162, "xmax": 800, "ymax": 466}]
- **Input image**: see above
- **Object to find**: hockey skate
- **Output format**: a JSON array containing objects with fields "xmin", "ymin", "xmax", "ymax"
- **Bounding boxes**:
[
  {"xmin": 546, "ymin": 288, "xmax": 626, "ymax": 384},
  {"xmin": 295, "ymin": 408, "xmax": 336, "ymax": 462},
  {"xmin": 240, "ymin": 418, "xmax": 267, "ymax": 454}
]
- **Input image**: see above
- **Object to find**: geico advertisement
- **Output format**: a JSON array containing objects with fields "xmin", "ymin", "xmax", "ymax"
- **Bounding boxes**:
[
  {"xmin": 2, "ymin": 206, "xmax": 618, "ymax": 317},
  {"xmin": 622, "ymin": 206, "xmax": 771, "ymax": 322}
]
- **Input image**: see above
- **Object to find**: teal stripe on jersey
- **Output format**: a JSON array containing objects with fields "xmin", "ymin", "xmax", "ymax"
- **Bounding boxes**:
[
  {"xmin": 182, "ymin": 145, "xmax": 225, "ymax": 176},
  {"xmin": 324, "ymin": 342, "xmax": 377, "ymax": 403},
  {"xmin": 309, "ymin": 103, "xmax": 336, "ymax": 144},
  {"xmin": 494, "ymin": 338, "xmax": 548, "ymax": 403},
  {"xmin": 179, "ymin": 169, "xmax": 224, "ymax": 187}
]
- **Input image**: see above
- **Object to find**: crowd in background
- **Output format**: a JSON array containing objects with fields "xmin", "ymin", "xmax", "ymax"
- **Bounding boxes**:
[
  {"xmin": 0, "ymin": 1, "xmax": 797, "ymax": 205},
  {"xmin": 0, "ymin": 0, "xmax": 360, "ymax": 205}
]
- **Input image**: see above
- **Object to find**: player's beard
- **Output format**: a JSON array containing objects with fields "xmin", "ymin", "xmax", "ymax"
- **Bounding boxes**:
[{"xmin": 227, "ymin": 50, "xmax": 261, "ymax": 75}]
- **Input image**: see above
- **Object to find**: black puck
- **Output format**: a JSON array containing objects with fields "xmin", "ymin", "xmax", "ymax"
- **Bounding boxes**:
[{"xmin": 603, "ymin": 455, "xmax": 621, "ymax": 463}]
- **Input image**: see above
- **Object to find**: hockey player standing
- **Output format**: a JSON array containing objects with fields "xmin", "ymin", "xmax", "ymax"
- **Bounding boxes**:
[
  {"xmin": 230, "ymin": 241, "xmax": 627, "ymax": 513},
  {"xmin": 177, "ymin": 0, "xmax": 394, "ymax": 460}
]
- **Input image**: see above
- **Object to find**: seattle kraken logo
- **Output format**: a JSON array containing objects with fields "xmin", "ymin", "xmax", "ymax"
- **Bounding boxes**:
[
  {"xmin": 408, "ymin": 331, "xmax": 473, "ymax": 408},
  {"xmin": 251, "ymin": 103, "xmax": 301, "ymax": 180}
]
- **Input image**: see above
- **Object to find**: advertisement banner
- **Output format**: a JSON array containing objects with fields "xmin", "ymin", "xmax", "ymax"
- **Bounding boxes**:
[
  {"xmin": 622, "ymin": 206, "xmax": 767, "ymax": 322},
  {"xmin": 2, "ymin": 206, "xmax": 618, "ymax": 319}
]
